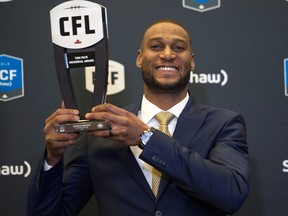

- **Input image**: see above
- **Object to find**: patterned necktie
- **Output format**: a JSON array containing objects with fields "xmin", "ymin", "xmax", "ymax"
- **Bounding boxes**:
[{"xmin": 152, "ymin": 111, "xmax": 175, "ymax": 197}]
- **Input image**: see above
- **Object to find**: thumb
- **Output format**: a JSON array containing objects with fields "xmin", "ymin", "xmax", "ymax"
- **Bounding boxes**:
[{"xmin": 61, "ymin": 100, "xmax": 66, "ymax": 109}]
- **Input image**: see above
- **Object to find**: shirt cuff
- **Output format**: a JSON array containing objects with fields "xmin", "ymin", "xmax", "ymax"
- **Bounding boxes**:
[{"xmin": 43, "ymin": 159, "xmax": 53, "ymax": 171}]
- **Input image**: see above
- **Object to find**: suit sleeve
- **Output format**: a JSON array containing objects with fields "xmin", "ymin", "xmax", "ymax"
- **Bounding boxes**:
[
  {"xmin": 26, "ymin": 153, "xmax": 64, "ymax": 216},
  {"xmin": 139, "ymin": 111, "xmax": 249, "ymax": 214},
  {"xmin": 27, "ymin": 135, "xmax": 93, "ymax": 216}
]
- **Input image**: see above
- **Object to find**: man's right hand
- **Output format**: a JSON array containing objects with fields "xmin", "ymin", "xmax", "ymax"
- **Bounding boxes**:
[{"xmin": 43, "ymin": 103, "xmax": 80, "ymax": 166}]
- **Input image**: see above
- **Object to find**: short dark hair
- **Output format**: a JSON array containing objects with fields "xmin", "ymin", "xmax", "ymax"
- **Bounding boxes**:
[{"xmin": 140, "ymin": 19, "xmax": 192, "ymax": 51}]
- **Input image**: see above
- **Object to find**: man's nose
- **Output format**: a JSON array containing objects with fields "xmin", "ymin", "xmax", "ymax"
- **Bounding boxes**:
[{"xmin": 159, "ymin": 47, "xmax": 176, "ymax": 60}]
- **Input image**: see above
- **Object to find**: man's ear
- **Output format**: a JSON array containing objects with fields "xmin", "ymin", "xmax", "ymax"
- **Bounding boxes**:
[
  {"xmin": 190, "ymin": 53, "xmax": 195, "ymax": 71},
  {"xmin": 136, "ymin": 49, "xmax": 142, "ymax": 68}
]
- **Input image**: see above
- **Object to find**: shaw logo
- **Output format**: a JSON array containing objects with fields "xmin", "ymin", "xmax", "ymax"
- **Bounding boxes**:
[
  {"xmin": 183, "ymin": 0, "xmax": 221, "ymax": 12},
  {"xmin": 0, "ymin": 54, "xmax": 24, "ymax": 102},
  {"xmin": 0, "ymin": 161, "xmax": 31, "ymax": 178},
  {"xmin": 190, "ymin": 69, "xmax": 228, "ymax": 86},
  {"xmin": 282, "ymin": 160, "xmax": 288, "ymax": 173},
  {"xmin": 85, "ymin": 60, "xmax": 125, "ymax": 95},
  {"xmin": 284, "ymin": 58, "xmax": 288, "ymax": 96}
]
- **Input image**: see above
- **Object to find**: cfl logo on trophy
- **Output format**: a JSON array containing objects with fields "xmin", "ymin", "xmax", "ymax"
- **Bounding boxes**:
[
  {"xmin": 0, "ymin": 54, "xmax": 24, "ymax": 102},
  {"xmin": 284, "ymin": 58, "xmax": 288, "ymax": 96},
  {"xmin": 50, "ymin": 0, "xmax": 107, "ymax": 49},
  {"xmin": 183, "ymin": 0, "xmax": 220, "ymax": 12},
  {"xmin": 85, "ymin": 60, "xmax": 125, "ymax": 95}
]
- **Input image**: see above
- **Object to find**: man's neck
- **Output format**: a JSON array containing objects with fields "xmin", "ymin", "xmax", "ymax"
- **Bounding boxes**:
[{"xmin": 144, "ymin": 88, "xmax": 188, "ymax": 111}]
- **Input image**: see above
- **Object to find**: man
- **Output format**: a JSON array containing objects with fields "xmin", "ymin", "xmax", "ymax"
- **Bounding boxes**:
[{"xmin": 27, "ymin": 19, "xmax": 249, "ymax": 216}]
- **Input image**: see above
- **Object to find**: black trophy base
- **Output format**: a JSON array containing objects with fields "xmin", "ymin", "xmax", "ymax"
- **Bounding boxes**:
[{"xmin": 56, "ymin": 119, "xmax": 111, "ymax": 133}]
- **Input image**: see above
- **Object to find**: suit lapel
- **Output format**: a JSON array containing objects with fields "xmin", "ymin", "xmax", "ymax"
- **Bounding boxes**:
[
  {"xmin": 117, "ymin": 101, "xmax": 155, "ymax": 199},
  {"xmin": 173, "ymin": 98, "xmax": 208, "ymax": 146},
  {"xmin": 157, "ymin": 97, "xmax": 208, "ymax": 198},
  {"xmin": 117, "ymin": 146, "xmax": 155, "ymax": 199}
]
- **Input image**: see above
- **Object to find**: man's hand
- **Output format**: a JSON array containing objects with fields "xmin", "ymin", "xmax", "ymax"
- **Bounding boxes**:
[
  {"xmin": 43, "ymin": 103, "xmax": 80, "ymax": 166},
  {"xmin": 85, "ymin": 103, "xmax": 149, "ymax": 146}
]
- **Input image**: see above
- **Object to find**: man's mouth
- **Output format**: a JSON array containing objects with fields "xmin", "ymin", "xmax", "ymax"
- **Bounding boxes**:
[{"xmin": 156, "ymin": 66, "xmax": 179, "ymax": 72}]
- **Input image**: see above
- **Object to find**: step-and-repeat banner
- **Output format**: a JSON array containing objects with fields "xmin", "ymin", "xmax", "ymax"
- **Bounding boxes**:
[{"xmin": 1, "ymin": 0, "xmax": 288, "ymax": 215}]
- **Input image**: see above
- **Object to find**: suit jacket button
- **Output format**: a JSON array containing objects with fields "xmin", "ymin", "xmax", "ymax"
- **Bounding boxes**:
[
  {"xmin": 155, "ymin": 210, "xmax": 162, "ymax": 216},
  {"xmin": 162, "ymin": 161, "xmax": 168, "ymax": 168},
  {"xmin": 152, "ymin": 155, "xmax": 159, "ymax": 162}
]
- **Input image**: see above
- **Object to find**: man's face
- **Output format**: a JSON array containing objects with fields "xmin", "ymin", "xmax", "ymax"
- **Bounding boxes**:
[{"xmin": 136, "ymin": 22, "xmax": 195, "ymax": 93}]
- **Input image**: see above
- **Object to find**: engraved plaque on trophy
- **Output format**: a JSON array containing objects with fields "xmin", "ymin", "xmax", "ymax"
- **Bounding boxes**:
[{"xmin": 50, "ymin": 0, "xmax": 111, "ymax": 133}]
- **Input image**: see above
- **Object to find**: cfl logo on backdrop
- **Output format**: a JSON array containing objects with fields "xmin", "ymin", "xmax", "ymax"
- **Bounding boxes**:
[
  {"xmin": 50, "ymin": 0, "xmax": 106, "ymax": 49},
  {"xmin": 0, "ymin": 161, "xmax": 31, "ymax": 178},
  {"xmin": 85, "ymin": 60, "xmax": 125, "ymax": 95},
  {"xmin": 183, "ymin": 0, "xmax": 221, "ymax": 12},
  {"xmin": 0, "ymin": 54, "xmax": 24, "ymax": 102},
  {"xmin": 284, "ymin": 58, "xmax": 288, "ymax": 96}
]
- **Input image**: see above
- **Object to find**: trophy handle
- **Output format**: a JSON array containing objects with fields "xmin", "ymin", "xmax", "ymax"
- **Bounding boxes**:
[
  {"xmin": 53, "ymin": 44, "xmax": 78, "ymax": 109},
  {"xmin": 92, "ymin": 6, "xmax": 109, "ymax": 106}
]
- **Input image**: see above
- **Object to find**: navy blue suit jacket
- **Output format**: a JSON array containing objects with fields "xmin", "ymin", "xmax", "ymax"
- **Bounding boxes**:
[{"xmin": 27, "ymin": 96, "xmax": 249, "ymax": 216}]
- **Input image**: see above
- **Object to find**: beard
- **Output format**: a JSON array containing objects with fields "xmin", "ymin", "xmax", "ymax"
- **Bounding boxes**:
[{"xmin": 141, "ymin": 70, "xmax": 190, "ymax": 93}]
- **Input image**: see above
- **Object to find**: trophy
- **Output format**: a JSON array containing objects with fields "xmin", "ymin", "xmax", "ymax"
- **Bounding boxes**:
[{"xmin": 50, "ymin": 0, "xmax": 111, "ymax": 133}]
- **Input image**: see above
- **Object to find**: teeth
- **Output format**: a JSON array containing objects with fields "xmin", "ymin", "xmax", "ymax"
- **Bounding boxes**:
[{"xmin": 158, "ymin": 67, "xmax": 177, "ymax": 71}]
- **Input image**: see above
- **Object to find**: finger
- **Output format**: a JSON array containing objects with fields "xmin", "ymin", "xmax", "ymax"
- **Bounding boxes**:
[
  {"xmin": 108, "ymin": 126, "xmax": 114, "ymax": 137},
  {"xmin": 86, "ymin": 104, "xmax": 133, "ymax": 124},
  {"xmin": 46, "ymin": 129, "xmax": 79, "ymax": 141},
  {"xmin": 45, "ymin": 108, "xmax": 80, "ymax": 126},
  {"xmin": 88, "ymin": 129, "xmax": 110, "ymax": 137},
  {"xmin": 85, "ymin": 112, "xmax": 128, "ymax": 129},
  {"xmin": 53, "ymin": 136, "xmax": 79, "ymax": 147},
  {"xmin": 61, "ymin": 100, "xmax": 65, "ymax": 109},
  {"xmin": 91, "ymin": 103, "xmax": 127, "ymax": 116}
]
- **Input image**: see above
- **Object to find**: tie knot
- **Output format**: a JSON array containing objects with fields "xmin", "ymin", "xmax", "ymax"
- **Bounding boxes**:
[{"xmin": 155, "ymin": 111, "xmax": 175, "ymax": 126}]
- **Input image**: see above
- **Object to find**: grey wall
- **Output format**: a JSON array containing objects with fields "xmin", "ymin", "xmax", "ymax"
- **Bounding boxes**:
[{"xmin": 1, "ymin": 0, "xmax": 288, "ymax": 215}]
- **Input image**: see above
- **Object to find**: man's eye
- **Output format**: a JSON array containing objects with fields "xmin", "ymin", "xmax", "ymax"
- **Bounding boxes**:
[
  {"xmin": 173, "ymin": 46, "xmax": 185, "ymax": 51},
  {"xmin": 150, "ymin": 45, "xmax": 162, "ymax": 50}
]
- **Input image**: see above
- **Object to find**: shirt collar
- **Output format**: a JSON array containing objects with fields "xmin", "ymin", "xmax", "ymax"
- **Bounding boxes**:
[{"xmin": 139, "ymin": 93, "xmax": 189, "ymax": 124}]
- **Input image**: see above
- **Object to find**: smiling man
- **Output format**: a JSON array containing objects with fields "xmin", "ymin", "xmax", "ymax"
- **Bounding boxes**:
[
  {"xmin": 137, "ymin": 20, "xmax": 194, "ymax": 98},
  {"xmin": 27, "ymin": 19, "xmax": 249, "ymax": 216}
]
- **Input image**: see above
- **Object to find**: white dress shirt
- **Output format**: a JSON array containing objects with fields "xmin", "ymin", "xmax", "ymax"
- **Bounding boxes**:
[{"xmin": 130, "ymin": 93, "xmax": 189, "ymax": 188}]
